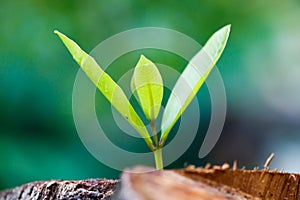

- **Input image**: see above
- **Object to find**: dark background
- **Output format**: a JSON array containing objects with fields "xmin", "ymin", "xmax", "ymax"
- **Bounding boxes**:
[{"xmin": 1, "ymin": 0, "xmax": 300, "ymax": 190}]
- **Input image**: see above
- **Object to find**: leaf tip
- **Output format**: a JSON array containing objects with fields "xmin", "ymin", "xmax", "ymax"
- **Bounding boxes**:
[
  {"xmin": 54, "ymin": 30, "xmax": 64, "ymax": 38},
  {"xmin": 223, "ymin": 24, "xmax": 231, "ymax": 34},
  {"xmin": 139, "ymin": 54, "xmax": 148, "ymax": 63},
  {"xmin": 137, "ymin": 54, "xmax": 152, "ymax": 68},
  {"xmin": 53, "ymin": 30, "xmax": 65, "ymax": 40}
]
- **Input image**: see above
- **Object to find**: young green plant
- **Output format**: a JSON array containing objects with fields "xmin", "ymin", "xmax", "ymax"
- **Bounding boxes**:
[{"xmin": 54, "ymin": 25, "xmax": 230, "ymax": 170}]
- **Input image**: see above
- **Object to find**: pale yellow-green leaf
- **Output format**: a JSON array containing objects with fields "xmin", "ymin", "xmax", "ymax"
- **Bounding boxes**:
[
  {"xmin": 54, "ymin": 30, "xmax": 154, "ymax": 150},
  {"xmin": 160, "ymin": 25, "xmax": 231, "ymax": 144},
  {"xmin": 131, "ymin": 55, "xmax": 163, "ymax": 121}
]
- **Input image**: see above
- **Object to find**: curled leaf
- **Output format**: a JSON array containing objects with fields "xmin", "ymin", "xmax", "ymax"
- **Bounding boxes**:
[{"xmin": 131, "ymin": 55, "xmax": 163, "ymax": 121}]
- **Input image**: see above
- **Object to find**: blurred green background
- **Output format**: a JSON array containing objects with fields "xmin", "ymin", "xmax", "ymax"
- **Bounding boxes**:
[{"xmin": 1, "ymin": 0, "xmax": 300, "ymax": 190}]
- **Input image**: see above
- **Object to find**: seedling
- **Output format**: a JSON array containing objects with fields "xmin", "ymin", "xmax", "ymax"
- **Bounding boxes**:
[{"xmin": 54, "ymin": 25, "xmax": 230, "ymax": 170}]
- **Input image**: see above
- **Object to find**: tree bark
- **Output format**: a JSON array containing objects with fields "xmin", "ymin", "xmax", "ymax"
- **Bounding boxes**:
[{"xmin": 0, "ymin": 179, "xmax": 117, "ymax": 200}]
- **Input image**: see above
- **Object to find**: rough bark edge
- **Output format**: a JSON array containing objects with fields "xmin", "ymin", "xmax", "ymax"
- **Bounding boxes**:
[
  {"xmin": 177, "ymin": 164, "xmax": 300, "ymax": 200},
  {"xmin": 0, "ymin": 179, "xmax": 118, "ymax": 200}
]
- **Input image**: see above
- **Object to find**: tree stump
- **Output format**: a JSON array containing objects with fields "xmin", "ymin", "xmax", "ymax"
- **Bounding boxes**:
[{"xmin": 1, "ymin": 164, "xmax": 300, "ymax": 200}]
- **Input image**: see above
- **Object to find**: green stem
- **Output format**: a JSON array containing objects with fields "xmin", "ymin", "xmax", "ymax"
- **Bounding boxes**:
[
  {"xmin": 153, "ymin": 147, "xmax": 163, "ymax": 170},
  {"xmin": 150, "ymin": 120, "xmax": 159, "ymax": 147}
]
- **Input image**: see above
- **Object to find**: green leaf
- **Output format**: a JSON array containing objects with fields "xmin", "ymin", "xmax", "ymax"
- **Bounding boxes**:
[
  {"xmin": 131, "ymin": 55, "xmax": 163, "ymax": 121},
  {"xmin": 160, "ymin": 25, "xmax": 231, "ymax": 144},
  {"xmin": 54, "ymin": 30, "xmax": 154, "ymax": 150}
]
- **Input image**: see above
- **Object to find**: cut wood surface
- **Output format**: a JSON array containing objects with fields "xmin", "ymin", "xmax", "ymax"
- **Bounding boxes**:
[
  {"xmin": 1, "ymin": 164, "xmax": 300, "ymax": 200},
  {"xmin": 113, "ymin": 166, "xmax": 250, "ymax": 200}
]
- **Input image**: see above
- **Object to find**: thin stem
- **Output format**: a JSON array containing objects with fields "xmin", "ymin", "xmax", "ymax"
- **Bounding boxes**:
[
  {"xmin": 153, "ymin": 147, "xmax": 163, "ymax": 170},
  {"xmin": 150, "ymin": 120, "xmax": 159, "ymax": 147},
  {"xmin": 145, "ymin": 141, "xmax": 155, "ymax": 152}
]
